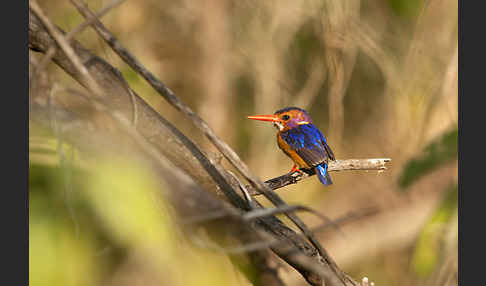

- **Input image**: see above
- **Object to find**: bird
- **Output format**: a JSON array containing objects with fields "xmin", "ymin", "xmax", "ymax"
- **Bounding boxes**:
[{"xmin": 248, "ymin": 107, "xmax": 335, "ymax": 186}]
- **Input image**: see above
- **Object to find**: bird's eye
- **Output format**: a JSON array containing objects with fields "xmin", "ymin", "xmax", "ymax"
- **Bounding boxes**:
[{"xmin": 282, "ymin": 115, "xmax": 290, "ymax": 121}]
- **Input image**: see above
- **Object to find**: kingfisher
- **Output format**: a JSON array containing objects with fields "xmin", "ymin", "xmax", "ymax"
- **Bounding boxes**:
[{"xmin": 248, "ymin": 107, "xmax": 335, "ymax": 186}]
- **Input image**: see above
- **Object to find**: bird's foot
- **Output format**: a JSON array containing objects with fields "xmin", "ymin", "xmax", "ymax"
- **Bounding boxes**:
[{"xmin": 289, "ymin": 165, "xmax": 304, "ymax": 175}]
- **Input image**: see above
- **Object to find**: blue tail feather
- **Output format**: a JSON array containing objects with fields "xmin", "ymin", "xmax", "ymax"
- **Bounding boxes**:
[{"xmin": 316, "ymin": 163, "xmax": 333, "ymax": 186}]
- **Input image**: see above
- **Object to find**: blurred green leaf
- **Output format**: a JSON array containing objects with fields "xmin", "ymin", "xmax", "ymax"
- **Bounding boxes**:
[
  {"xmin": 386, "ymin": 0, "xmax": 424, "ymax": 19},
  {"xmin": 410, "ymin": 183, "xmax": 457, "ymax": 277},
  {"xmin": 30, "ymin": 215, "xmax": 102, "ymax": 286},
  {"xmin": 80, "ymin": 159, "xmax": 174, "ymax": 257},
  {"xmin": 398, "ymin": 127, "xmax": 457, "ymax": 189},
  {"xmin": 30, "ymin": 179, "xmax": 103, "ymax": 286}
]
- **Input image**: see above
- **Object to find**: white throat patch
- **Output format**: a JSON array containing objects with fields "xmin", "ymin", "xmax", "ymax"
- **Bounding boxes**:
[{"xmin": 273, "ymin": 121, "xmax": 284, "ymax": 131}]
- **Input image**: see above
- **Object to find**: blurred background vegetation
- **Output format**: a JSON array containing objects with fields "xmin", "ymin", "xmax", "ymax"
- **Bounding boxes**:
[{"xmin": 30, "ymin": 0, "xmax": 457, "ymax": 285}]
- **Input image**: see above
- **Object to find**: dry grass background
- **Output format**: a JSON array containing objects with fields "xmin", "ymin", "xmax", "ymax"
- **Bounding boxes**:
[{"xmin": 30, "ymin": 0, "xmax": 458, "ymax": 285}]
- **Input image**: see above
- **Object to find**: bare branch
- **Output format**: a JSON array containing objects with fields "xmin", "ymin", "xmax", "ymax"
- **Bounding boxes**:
[
  {"xmin": 251, "ymin": 158, "xmax": 392, "ymax": 196},
  {"xmin": 327, "ymin": 158, "xmax": 391, "ymax": 172}
]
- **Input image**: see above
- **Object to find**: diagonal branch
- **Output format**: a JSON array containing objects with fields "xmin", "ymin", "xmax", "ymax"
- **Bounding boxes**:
[{"xmin": 68, "ymin": 0, "xmax": 333, "ymax": 268}]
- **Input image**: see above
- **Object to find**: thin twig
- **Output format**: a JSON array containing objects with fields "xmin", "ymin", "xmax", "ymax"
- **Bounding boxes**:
[
  {"xmin": 29, "ymin": 0, "xmax": 104, "ymax": 98},
  {"xmin": 243, "ymin": 205, "xmax": 317, "ymax": 221},
  {"xmin": 226, "ymin": 170, "xmax": 254, "ymax": 209},
  {"xmin": 33, "ymin": 0, "xmax": 138, "ymax": 127},
  {"xmin": 47, "ymin": 83, "xmax": 80, "ymax": 238},
  {"xmin": 187, "ymin": 207, "xmax": 377, "ymax": 255},
  {"xmin": 33, "ymin": 0, "xmax": 126, "ymax": 78}
]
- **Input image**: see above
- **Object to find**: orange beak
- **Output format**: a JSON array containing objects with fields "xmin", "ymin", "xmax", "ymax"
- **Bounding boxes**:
[{"xmin": 247, "ymin": 114, "xmax": 281, "ymax": 122}]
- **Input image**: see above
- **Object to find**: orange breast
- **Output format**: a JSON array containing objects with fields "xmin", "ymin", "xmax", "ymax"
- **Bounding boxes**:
[{"xmin": 276, "ymin": 133, "xmax": 310, "ymax": 169}]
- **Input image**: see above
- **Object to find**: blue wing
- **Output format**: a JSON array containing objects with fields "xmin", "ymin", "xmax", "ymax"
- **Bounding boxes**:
[{"xmin": 280, "ymin": 124, "xmax": 335, "ymax": 167}]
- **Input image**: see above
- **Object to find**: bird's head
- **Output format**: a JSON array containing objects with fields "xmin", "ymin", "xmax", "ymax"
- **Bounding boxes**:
[{"xmin": 247, "ymin": 107, "xmax": 313, "ymax": 131}]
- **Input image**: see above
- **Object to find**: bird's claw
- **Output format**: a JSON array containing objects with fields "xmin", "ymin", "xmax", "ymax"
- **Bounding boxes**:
[{"xmin": 289, "ymin": 165, "xmax": 304, "ymax": 175}]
